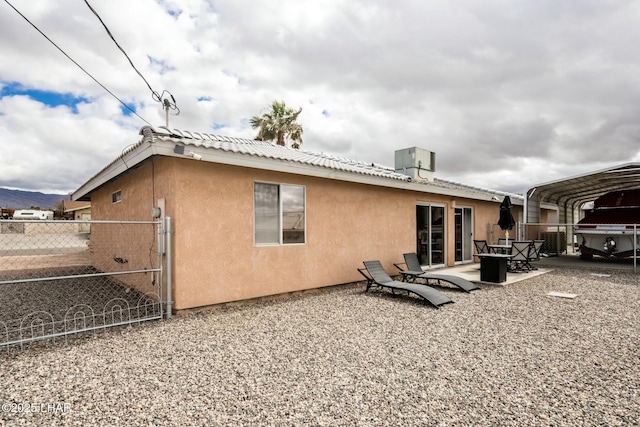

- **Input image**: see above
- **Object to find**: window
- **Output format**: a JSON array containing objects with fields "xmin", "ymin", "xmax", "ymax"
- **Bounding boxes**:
[
  {"xmin": 254, "ymin": 183, "xmax": 305, "ymax": 245},
  {"xmin": 112, "ymin": 190, "xmax": 122, "ymax": 204}
]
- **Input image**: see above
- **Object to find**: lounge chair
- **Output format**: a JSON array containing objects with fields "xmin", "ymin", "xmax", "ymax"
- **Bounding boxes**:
[
  {"xmin": 358, "ymin": 260, "xmax": 453, "ymax": 308},
  {"xmin": 395, "ymin": 253, "xmax": 480, "ymax": 293}
]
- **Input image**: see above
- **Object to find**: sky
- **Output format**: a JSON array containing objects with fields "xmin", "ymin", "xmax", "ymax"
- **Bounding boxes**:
[{"xmin": 1, "ymin": 0, "xmax": 640, "ymax": 195}]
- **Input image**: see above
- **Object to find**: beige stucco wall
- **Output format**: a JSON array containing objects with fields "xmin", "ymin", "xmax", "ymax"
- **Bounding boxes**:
[
  {"xmin": 88, "ymin": 159, "xmax": 169, "ymax": 297},
  {"xmin": 71, "ymin": 207, "xmax": 91, "ymax": 220},
  {"xmin": 89, "ymin": 156, "xmax": 533, "ymax": 310},
  {"xmin": 169, "ymin": 161, "xmax": 422, "ymax": 309}
]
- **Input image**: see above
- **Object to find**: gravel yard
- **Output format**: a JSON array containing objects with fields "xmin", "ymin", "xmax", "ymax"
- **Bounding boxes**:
[{"xmin": 1, "ymin": 268, "xmax": 639, "ymax": 426}]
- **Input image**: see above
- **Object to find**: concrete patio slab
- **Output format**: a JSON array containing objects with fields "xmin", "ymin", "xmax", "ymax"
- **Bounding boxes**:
[{"xmin": 427, "ymin": 263, "xmax": 553, "ymax": 286}]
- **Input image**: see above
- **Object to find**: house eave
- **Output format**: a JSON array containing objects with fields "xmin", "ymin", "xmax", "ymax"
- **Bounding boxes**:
[
  {"xmin": 72, "ymin": 142, "xmax": 155, "ymax": 201},
  {"xmin": 72, "ymin": 138, "xmax": 521, "ymax": 204}
]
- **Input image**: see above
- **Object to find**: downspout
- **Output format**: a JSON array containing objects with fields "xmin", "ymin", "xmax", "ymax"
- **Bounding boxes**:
[{"xmin": 165, "ymin": 216, "xmax": 173, "ymax": 319}]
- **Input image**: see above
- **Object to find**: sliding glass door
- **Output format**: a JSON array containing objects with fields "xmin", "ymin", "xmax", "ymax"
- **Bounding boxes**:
[
  {"xmin": 416, "ymin": 205, "xmax": 445, "ymax": 268},
  {"xmin": 454, "ymin": 207, "xmax": 473, "ymax": 263}
]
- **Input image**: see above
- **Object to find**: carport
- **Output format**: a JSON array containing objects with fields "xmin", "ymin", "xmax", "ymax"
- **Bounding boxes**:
[
  {"xmin": 524, "ymin": 162, "xmax": 640, "ymax": 271},
  {"xmin": 524, "ymin": 162, "xmax": 640, "ymax": 224}
]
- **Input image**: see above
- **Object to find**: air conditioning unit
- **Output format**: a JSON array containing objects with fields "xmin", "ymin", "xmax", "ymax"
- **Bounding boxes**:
[{"xmin": 394, "ymin": 147, "xmax": 436, "ymax": 182}]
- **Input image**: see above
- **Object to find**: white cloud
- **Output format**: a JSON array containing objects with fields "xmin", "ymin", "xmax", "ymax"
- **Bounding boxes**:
[{"xmin": 1, "ymin": 0, "xmax": 640, "ymax": 194}]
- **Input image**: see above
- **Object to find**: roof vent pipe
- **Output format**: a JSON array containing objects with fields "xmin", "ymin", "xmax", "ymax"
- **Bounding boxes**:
[{"xmin": 141, "ymin": 126, "xmax": 155, "ymax": 144}]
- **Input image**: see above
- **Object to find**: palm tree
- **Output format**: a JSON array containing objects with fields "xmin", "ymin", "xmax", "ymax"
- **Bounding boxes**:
[{"xmin": 250, "ymin": 100, "xmax": 304, "ymax": 148}]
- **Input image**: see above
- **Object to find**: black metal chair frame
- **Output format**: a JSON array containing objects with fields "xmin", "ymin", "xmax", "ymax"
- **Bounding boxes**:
[
  {"xmin": 509, "ymin": 241, "xmax": 534, "ymax": 272},
  {"xmin": 473, "ymin": 239, "xmax": 490, "ymax": 255},
  {"xmin": 357, "ymin": 260, "xmax": 453, "ymax": 308},
  {"xmin": 525, "ymin": 240, "xmax": 543, "ymax": 270},
  {"xmin": 393, "ymin": 253, "xmax": 480, "ymax": 293}
]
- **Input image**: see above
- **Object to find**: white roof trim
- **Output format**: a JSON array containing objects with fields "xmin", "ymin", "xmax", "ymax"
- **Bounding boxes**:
[
  {"xmin": 72, "ymin": 126, "xmax": 521, "ymax": 203},
  {"xmin": 64, "ymin": 205, "xmax": 91, "ymax": 213}
]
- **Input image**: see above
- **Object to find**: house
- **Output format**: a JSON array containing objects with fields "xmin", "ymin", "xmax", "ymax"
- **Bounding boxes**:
[
  {"xmin": 62, "ymin": 200, "xmax": 91, "ymax": 220},
  {"xmin": 72, "ymin": 126, "xmax": 554, "ymax": 311}
]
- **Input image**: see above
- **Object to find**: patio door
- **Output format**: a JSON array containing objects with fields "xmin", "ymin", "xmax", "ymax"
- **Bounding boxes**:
[
  {"xmin": 416, "ymin": 205, "xmax": 445, "ymax": 268},
  {"xmin": 455, "ymin": 207, "xmax": 473, "ymax": 263}
]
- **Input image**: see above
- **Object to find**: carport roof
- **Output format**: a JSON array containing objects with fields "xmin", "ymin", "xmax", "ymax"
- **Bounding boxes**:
[{"xmin": 527, "ymin": 162, "xmax": 640, "ymax": 207}]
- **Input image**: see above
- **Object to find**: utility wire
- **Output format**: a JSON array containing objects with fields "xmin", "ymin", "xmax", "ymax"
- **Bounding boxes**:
[
  {"xmin": 83, "ymin": 1, "xmax": 154, "ymax": 97},
  {"xmin": 84, "ymin": 0, "xmax": 180, "ymax": 115},
  {"xmin": 3, "ymin": 0, "xmax": 152, "ymax": 125}
]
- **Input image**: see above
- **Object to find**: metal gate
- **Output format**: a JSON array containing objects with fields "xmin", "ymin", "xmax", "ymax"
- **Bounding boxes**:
[{"xmin": 0, "ymin": 218, "xmax": 169, "ymax": 349}]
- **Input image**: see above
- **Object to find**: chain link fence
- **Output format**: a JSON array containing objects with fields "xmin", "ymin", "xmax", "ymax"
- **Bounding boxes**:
[
  {"xmin": 490, "ymin": 222, "xmax": 638, "ymax": 272},
  {"xmin": 0, "ymin": 219, "xmax": 165, "ymax": 349}
]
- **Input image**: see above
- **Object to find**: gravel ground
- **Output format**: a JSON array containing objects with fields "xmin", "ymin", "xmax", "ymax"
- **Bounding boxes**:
[
  {"xmin": 0, "ymin": 268, "xmax": 638, "ymax": 426},
  {"xmin": 0, "ymin": 267, "xmax": 155, "ymax": 325}
]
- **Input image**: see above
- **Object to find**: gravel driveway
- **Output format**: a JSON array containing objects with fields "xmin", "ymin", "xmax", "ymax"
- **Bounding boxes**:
[{"xmin": 1, "ymin": 268, "xmax": 638, "ymax": 426}]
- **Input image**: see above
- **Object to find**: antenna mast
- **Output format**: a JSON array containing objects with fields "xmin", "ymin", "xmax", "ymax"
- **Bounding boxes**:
[
  {"xmin": 161, "ymin": 93, "xmax": 178, "ymax": 128},
  {"xmin": 163, "ymin": 98, "xmax": 171, "ymax": 127}
]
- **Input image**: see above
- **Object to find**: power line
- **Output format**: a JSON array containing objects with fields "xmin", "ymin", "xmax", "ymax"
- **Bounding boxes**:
[
  {"xmin": 84, "ymin": 0, "xmax": 179, "ymax": 116},
  {"xmin": 3, "ymin": 0, "xmax": 152, "ymax": 125}
]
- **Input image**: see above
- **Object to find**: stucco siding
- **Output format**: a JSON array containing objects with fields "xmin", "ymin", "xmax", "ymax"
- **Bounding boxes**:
[
  {"xmin": 88, "ymin": 159, "xmax": 171, "ymax": 297},
  {"xmin": 87, "ymin": 156, "xmax": 530, "ymax": 310},
  {"xmin": 168, "ymin": 162, "xmax": 418, "ymax": 309}
]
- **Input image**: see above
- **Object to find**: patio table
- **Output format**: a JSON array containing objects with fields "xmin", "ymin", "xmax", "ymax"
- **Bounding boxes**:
[
  {"xmin": 476, "ymin": 253, "xmax": 513, "ymax": 283},
  {"xmin": 488, "ymin": 244, "xmax": 512, "ymax": 254}
]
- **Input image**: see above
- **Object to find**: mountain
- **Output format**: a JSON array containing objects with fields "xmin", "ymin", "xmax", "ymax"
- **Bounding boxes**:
[{"xmin": 0, "ymin": 188, "xmax": 68, "ymax": 209}]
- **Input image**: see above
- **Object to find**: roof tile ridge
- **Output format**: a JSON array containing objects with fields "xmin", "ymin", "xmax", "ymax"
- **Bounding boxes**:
[{"xmin": 151, "ymin": 126, "xmax": 261, "ymax": 145}]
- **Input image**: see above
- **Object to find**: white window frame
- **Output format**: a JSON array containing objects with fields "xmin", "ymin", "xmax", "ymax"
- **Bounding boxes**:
[
  {"xmin": 254, "ymin": 182, "xmax": 306, "ymax": 246},
  {"xmin": 111, "ymin": 190, "xmax": 122, "ymax": 204}
]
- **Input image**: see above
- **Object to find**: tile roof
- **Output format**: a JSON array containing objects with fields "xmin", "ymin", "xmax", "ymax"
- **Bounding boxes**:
[
  {"xmin": 141, "ymin": 126, "xmax": 520, "ymax": 200},
  {"xmin": 76, "ymin": 125, "xmax": 520, "ymax": 202},
  {"xmin": 428, "ymin": 177, "xmax": 523, "ymax": 201},
  {"xmin": 141, "ymin": 126, "xmax": 411, "ymax": 182}
]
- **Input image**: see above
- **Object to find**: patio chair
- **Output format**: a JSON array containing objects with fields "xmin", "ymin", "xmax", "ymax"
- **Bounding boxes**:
[
  {"xmin": 394, "ymin": 253, "xmax": 480, "ymax": 293},
  {"xmin": 509, "ymin": 241, "xmax": 533, "ymax": 272},
  {"xmin": 358, "ymin": 260, "xmax": 453, "ymax": 308},
  {"xmin": 473, "ymin": 240, "xmax": 490, "ymax": 255},
  {"xmin": 526, "ymin": 240, "xmax": 545, "ymax": 270}
]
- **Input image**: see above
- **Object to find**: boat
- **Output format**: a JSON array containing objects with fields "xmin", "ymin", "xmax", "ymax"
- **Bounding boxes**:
[{"xmin": 575, "ymin": 189, "xmax": 640, "ymax": 260}]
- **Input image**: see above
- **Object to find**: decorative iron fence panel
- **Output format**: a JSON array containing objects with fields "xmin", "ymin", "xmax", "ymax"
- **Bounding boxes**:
[{"xmin": 0, "ymin": 219, "xmax": 166, "ymax": 349}]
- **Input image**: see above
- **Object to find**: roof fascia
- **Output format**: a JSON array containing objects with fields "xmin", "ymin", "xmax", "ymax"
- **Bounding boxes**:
[
  {"xmin": 64, "ymin": 205, "xmax": 91, "ymax": 213},
  {"xmin": 162, "ymin": 141, "xmax": 521, "ymax": 202},
  {"xmin": 72, "ymin": 142, "xmax": 154, "ymax": 200},
  {"xmin": 73, "ymin": 139, "xmax": 524, "ymax": 204}
]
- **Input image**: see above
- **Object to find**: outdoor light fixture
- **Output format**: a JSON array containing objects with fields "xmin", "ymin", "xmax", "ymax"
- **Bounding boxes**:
[
  {"xmin": 173, "ymin": 144, "xmax": 201, "ymax": 160},
  {"xmin": 188, "ymin": 151, "xmax": 202, "ymax": 161}
]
